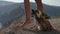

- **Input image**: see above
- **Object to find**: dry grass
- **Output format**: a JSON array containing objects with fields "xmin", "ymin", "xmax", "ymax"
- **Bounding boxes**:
[
  {"xmin": 0, "ymin": 16, "xmax": 60, "ymax": 34},
  {"xmin": 0, "ymin": 16, "xmax": 26, "ymax": 34}
]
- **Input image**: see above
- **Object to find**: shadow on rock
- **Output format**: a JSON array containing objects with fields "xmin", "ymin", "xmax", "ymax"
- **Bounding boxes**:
[{"xmin": 37, "ymin": 29, "xmax": 60, "ymax": 34}]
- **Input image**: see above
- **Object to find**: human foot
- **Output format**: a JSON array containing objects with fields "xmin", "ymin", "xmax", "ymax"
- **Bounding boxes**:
[{"xmin": 22, "ymin": 20, "xmax": 40, "ymax": 31}]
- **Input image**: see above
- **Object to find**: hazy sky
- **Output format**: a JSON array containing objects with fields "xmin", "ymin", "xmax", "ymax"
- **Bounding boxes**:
[{"xmin": 0, "ymin": 0, "xmax": 60, "ymax": 6}]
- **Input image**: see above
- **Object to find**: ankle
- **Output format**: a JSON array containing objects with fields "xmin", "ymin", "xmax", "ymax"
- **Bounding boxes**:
[{"xmin": 25, "ymin": 20, "xmax": 31, "ymax": 23}]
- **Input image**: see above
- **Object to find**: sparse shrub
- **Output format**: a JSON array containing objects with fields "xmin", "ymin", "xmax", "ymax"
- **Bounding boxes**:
[{"xmin": 42, "ymin": 13, "xmax": 50, "ymax": 19}]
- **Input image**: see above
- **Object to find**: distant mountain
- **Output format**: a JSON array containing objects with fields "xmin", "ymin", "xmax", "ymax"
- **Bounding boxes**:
[
  {"xmin": 0, "ymin": 1, "xmax": 20, "ymax": 15},
  {"xmin": 43, "ymin": 4, "xmax": 60, "ymax": 17},
  {"xmin": 0, "ymin": 1, "xmax": 16, "ymax": 6},
  {"xmin": 0, "ymin": 1, "xmax": 24, "ymax": 28},
  {"xmin": 19, "ymin": 2, "xmax": 60, "ymax": 17}
]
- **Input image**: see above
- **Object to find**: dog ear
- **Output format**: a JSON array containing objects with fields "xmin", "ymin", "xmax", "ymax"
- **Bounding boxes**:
[
  {"xmin": 32, "ymin": 9, "xmax": 34, "ymax": 12},
  {"xmin": 31, "ymin": 9, "xmax": 35, "ymax": 17},
  {"xmin": 32, "ymin": 9, "xmax": 35, "ymax": 14}
]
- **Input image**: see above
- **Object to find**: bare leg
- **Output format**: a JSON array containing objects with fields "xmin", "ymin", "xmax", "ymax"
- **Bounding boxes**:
[
  {"xmin": 35, "ymin": 0, "xmax": 43, "ymax": 15},
  {"xmin": 24, "ymin": 0, "xmax": 31, "ymax": 24},
  {"xmin": 23, "ymin": 0, "xmax": 37, "ymax": 29},
  {"xmin": 23, "ymin": 0, "xmax": 39, "ymax": 30}
]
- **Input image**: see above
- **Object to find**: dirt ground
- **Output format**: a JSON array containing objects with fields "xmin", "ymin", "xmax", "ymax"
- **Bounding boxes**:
[{"xmin": 0, "ymin": 16, "xmax": 60, "ymax": 34}]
